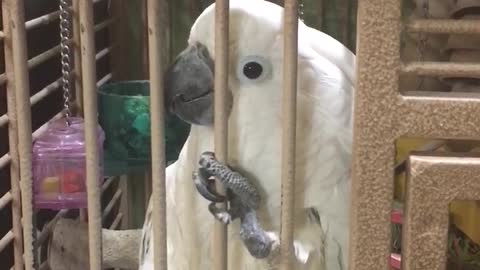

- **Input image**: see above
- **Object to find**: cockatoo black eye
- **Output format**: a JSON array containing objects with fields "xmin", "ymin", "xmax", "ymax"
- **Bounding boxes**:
[
  {"xmin": 243, "ymin": 62, "xmax": 263, "ymax": 79},
  {"xmin": 236, "ymin": 55, "xmax": 272, "ymax": 84}
]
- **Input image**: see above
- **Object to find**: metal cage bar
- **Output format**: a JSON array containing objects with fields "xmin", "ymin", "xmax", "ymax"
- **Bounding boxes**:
[
  {"xmin": 97, "ymin": 73, "xmax": 112, "ymax": 87},
  {"xmin": 0, "ymin": 115, "xmax": 7, "ymax": 128},
  {"xmin": 25, "ymin": 9, "xmax": 65, "ymax": 32},
  {"xmin": 147, "ymin": 0, "xmax": 168, "ymax": 268},
  {"xmin": 0, "ymin": 75, "xmax": 63, "ymax": 129},
  {"xmin": 0, "ymin": 34, "xmax": 113, "ymax": 132},
  {"xmin": 0, "ymin": 8, "xmax": 69, "ymax": 42},
  {"xmin": 35, "ymin": 176, "xmax": 117, "ymax": 248},
  {"xmin": 110, "ymin": 213, "xmax": 124, "ymax": 229},
  {"xmin": 73, "ymin": 0, "xmax": 83, "ymax": 116},
  {"xmin": 0, "ymin": 18, "xmax": 112, "ymax": 88},
  {"xmin": 0, "ymin": 192, "xmax": 13, "ymax": 210},
  {"xmin": 406, "ymin": 19, "xmax": 480, "ymax": 34},
  {"xmin": 7, "ymin": 0, "xmax": 36, "ymax": 269},
  {"xmin": 212, "ymin": 1, "xmax": 230, "ymax": 269},
  {"xmin": 402, "ymin": 62, "xmax": 480, "ymax": 78},
  {"xmin": 78, "ymin": 1, "xmax": 103, "ymax": 269},
  {"xmin": 0, "ymin": 154, "xmax": 11, "ymax": 170},
  {"xmin": 102, "ymin": 189, "xmax": 123, "ymax": 221},
  {"xmin": 94, "ymin": 19, "xmax": 113, "ymax": 32},
  {"xmin": 35, "ymin": 209, "xmax": 68, "ymax": 248},
  {"xmin": 0, "ymin": 231, "xmax": 15, "ymax": 253},
  {"xmin": 2, "ymin": 1, "xmax": 24, "ymax": 269},
  {"xmin": 0, "ymin": 92, "xmax": 95, "ymax": 170},
  {"xmin": 0, "ymin": 0, "xmax": 109, "ymax": 42},
  {"xmin": 0, "ymin": 42, "xmax": 68, "ymax": 85},
  {"xmin": 0, "ymin": 0, "xmax": 114, "ymax": 268},
  {"xmin": 1, "ymin": 56, "xmax": 112, "ymax": 168},
  {"xmin": 280, "ymin": 0, "xmax": 299, "ymax": 269}
]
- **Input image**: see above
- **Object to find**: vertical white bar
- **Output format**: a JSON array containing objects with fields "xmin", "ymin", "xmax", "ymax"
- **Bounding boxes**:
[
  {"xmin": 72, "ymin": 0, "xmax": 84, "ymax": 116},
  {"xmin": 212, "ymin": 0, "xmax": 229, "ymax": 269},
  {"xmin": 280, "ymin": 0, "xmax": 299, "ymax": 269},
  {"xmin": 3, "ymin": 1, "xmax": 25, "ymax": 269},
  {"xmin": 7, "ymin": 0, "xmax": 35, "ymax": 269},
  {"xmin": 146, "ymin": 0, "xmax": 168, "ymax": 269},
  {"xmin": 79, "ymin": 1, "xmax": 103, "ymax": 269},
  {"xmin": 72, "ymin": 0, "xmax": 88, "ymax": 222}
]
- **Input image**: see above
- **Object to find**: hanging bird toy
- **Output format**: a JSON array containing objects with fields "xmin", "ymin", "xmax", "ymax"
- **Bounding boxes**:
[{"xmin": 32, "ymin": 0, "xmax": 105, "ymax": 210}]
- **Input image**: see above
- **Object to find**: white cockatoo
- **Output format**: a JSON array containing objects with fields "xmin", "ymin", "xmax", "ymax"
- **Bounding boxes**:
[{"xmin": 139, "ymin": 1, "xmax": 355, "ymax": 269}]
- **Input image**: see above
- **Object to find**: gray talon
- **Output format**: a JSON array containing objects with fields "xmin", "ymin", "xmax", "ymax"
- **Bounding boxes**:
[
  {"xmin": 194, "ymin": 151, "xmax": 275, "ymax": 260},
  {"xmin": 192, "ymin": 168, "xmax": 225, "ymax": 202},
  {"xmin": 208, "ymin": 203, "xmax": 232, "ymax": 224},
  {"xmin": 208, "ymin": 197, "xmax": 242, "ymax": 225},
  {"xmin": 240, "ymin": 213, "xmax": 274, "ymax": 258},
  {"xmin": 198, "ymin": 151, "xmax": 261, "ymax": 210}
]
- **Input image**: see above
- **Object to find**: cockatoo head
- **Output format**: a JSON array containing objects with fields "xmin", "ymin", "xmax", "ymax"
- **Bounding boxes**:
[{"xmin": 164, "ymin": 0, "xmax": 289, "ymax": 126}]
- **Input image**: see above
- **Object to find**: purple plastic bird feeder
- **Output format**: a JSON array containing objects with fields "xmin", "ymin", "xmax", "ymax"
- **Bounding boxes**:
[{"xmin": 32, "ymin": 117, "xmax": 105, "ymax": 210}]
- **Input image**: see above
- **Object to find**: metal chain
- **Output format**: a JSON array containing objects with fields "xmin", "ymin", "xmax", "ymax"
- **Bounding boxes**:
[
  {"xmin": 416, "ymin": 2, "xmax": 429, "ymax": 90},
  {"xmin": 60, "ymin": 0, "xmax": 72, "ymax": 125},
  {"xmin": 299, "ymin": 0, "xmax": 305, "ymax": 22}
]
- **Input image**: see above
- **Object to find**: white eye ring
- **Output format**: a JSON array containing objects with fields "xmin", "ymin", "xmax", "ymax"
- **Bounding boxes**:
[{"xmin": 236, "ymin": 55, "xmax": 272, "ymax": 84}]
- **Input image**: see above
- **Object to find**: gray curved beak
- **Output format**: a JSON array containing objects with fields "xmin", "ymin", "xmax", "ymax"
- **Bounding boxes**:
[{"xmin": 164, "ymin": 42, "xmax": 215, "ymax": 126}]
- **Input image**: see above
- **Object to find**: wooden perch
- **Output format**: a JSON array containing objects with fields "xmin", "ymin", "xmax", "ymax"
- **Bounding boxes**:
[{"xmin": 48, "ymin": 218, "xmax": 141, "ymax": 270}]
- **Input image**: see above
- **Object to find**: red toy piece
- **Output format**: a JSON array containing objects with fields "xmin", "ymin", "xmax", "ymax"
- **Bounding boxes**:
[{"xmin": 62, "ymin": 169, "xmax": 84, "ymax": 193}]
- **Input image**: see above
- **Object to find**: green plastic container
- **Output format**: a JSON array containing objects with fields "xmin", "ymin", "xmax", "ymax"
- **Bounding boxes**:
[{"xmin": 98, "ymin": 80, "xmax": 189, "ymax": 175}]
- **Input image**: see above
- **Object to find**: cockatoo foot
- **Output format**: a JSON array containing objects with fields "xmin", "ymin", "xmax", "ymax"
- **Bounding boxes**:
[
  {"xmin": 193, "ymin": 151, "xmax": 261, "ymax": 210},
  {"xmin": 193, "ymin": 151, "xmax": 287, "ymax": 261},
  {"xmin": 264, "ymin": 232, "xmax": 311, "ymax": 264},
  {"xmin": 238, "ymin": 211, "xmax": 277, "ymax": 259},
  {"xmin": 193, "ymin": 168, "xmax": 226, "ymax": 203},
  {"xmin": 207, "ymin": 202, "xmax": 242, "ymax": 224}
]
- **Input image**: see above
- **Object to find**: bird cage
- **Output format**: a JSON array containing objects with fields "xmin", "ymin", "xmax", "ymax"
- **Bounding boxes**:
[{"xmin": 0, "ymin": 0, "xmax": 479, "ymax": 270}]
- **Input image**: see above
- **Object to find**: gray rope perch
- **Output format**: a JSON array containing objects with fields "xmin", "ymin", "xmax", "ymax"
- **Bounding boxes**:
[{"xmin": 48, "ymin": 218, "xmax": 141, "ymax": 269}]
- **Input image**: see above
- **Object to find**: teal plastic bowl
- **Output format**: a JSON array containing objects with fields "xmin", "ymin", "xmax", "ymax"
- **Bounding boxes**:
[
  {"xmin": 98, "ymin": 80, "xmax": 190, "ymax": 174},
  {"xmin": 98, "ymin": 80, "xmax": 152, "ymax": 161}
]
